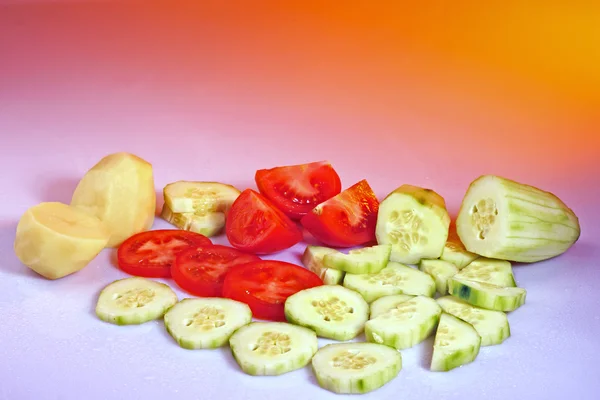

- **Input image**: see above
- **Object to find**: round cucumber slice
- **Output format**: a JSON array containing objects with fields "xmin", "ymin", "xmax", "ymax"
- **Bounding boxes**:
[
  {"xmin": 229, "ymin": 322, "xmax": 318, "ymax": 376},
  {"xmin": 369, "ymin": 294, "xmax": 414, "ymax": 319},
  {"xmin": 284, "ymin": 285, "xmax": 369, "ymax": 341},
  {"xmin": 454, "ymin": 257, "xmax": 516, "ymax": 287},
  {"xmin": 365, "ymin": 296, "xmax": 441, "ymax": 350},
  {"xmin": 301, "ymin": 245, "xmax": 345, "ymax": 285},
  {"xmin": 95, "ymin": 277, "xmax": 178, "ymax": 325},
  {"xmin": 418, "ymin": 259, "xmax": 459, "ymax": 295},
  {"xmin": 311, "ymin": 342, "xmax": 402, "ymax": 394},
  {"xmin": 164, "ymin": 298, "xmax": 252, "ymax": 349},
  {"xmin": 322, "ymin": 244, "xmax": 391, "ymax": 274},
  {"xmin": 431, "ymin": 312, "xmax": 481, "ymax": 371},
  {"xmin": 448, "ymin": 276, "xmax": 526, "ymax": 312}
]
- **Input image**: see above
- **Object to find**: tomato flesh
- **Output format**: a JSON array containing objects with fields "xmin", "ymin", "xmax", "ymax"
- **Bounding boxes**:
[
  {"xmin": 222, "ymin": 260, "xmax": 323, "ymax": 321},
  {"xmin": 255, "ymin": 161, "xmax": 342, "ymax": 220},
  {"xmin": 225, "ymin": 189, "xmax": 303, "ymax": 254},
  {"xmin": 300, "ymin": 179, "xmax": 379, "ymax": 247},
  {"xmin": 117, "ymin": 229, "xmax": 212, "ymax": 278},
  {"xmin": 172, "ymin": 245, "xmax": 260, "ymax": 297}
]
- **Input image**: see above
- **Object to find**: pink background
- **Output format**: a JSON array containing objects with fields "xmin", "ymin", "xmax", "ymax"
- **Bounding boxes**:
[{"xmin": 1, "ymin": 1, "xmax": 599, "ymax": 399}]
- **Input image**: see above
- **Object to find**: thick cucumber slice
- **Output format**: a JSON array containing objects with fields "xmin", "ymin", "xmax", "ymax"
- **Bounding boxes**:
[
  {"xmin": 284, "ymin": 285, "xmax": 369, "ymax": 340},
  {"xmin": 369, "ymin": 294, "xmax": 414, "ymax": 318},
  {"xmin": 343, "ymin": 262, "xmax": 436, "ymax": 303},
  {"xmin": 454, "ymin": 257, "xmax": 516, "ymax": 287},
  {"xmin": 96, "ymin": 277, "xmax": 178, "ymax": 325},
  {"xmin": 311, "ymin": 342, "xmax": 402, "ymax": 394},
  {"xmin": 323, "ymin": 244, "xmax": 391, "ymax": 274},
  {"xmin": 418, "ymin": 259, "xmax": 459, "ymax": 295},
  {"xmin": 164, "ymin": 298, "xmax": 252, "ymax": 349},
  {"xmin": 375, "ymin": 185, "xmax": 451, "ymax": 264},
  {"xmin": 229, "ymin": 322, "xmax": 318, "ymax": 376},
  {"xmin": 456, "ymin": 175, "xmax": 580, "ymax": 263},
  {"xmin": 163, "ymin": 181, "xmax": 241, "ymax": 214},
  {"xmin": 431, "ymin": 313, "xmax": 481, "ymax": 371},
  {"xmin": 448, "ymin": 276, "xmax": 526, "ymax": 312},
  {"xmin": 365, "ymin": 296, "xmax": 442, "ymax": 350},
  {"xmin": 437, "ymin": 296, "xmax": 510, "ymax": 346},
  {"xmin": 440, "ymin": 225, "xmax": 479, "ymax": 269},
  {"xmin": 160, "ymin": 203, "xmax": 225, "ymax": 237},
  {"xmin": 301, "ymin": 245, "xmax": 345, "ymax": 285}
]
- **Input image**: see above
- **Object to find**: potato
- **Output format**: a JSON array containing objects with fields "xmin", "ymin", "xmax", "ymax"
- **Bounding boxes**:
[
  {"xmin": 70, "ymin": 152, "xmax": 156, "ymax": 247},
  {"xmin": 14, "ymin": 202, "xmax": 110, "ymax": 279}
]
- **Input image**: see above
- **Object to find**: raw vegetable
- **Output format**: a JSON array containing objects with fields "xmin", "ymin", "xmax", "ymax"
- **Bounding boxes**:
[
  {"xmin": 447, "ymin": 276, "xmax": 526, "ymax": 312},
  {"xmin": 440, "ymin": 223, "xmax": 479, "ymax": 269},
  {"xmin": 454, "ymin": 257, "xmax": 516, "ymax": 288},
  {"xmin": 162, "ymin": 181, "xmax": 240, "ymax": 214},
  {"xmin": 160, "ymin": 203, "xmax": 225, "ymax": 237},
  {"xmin": 323, "ymin": 244, "xmax": 392, "ymax": 274},
  {"xmin": 431, "ymin": 313, "xmax": 481, "ymax": 371},
  {"xmin": 301, "ymin": 245, "xmax": 345, "ymax": 285},
  {"xmin": 369, "ymin": 294, "xmax": 414, "ymax": 318},
  {"xmin": 418, "ymin": 259, "xmax": 459, "ymax": 295}
]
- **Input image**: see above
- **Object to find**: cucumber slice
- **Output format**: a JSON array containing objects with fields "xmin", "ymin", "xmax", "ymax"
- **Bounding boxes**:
[
  {"xmin": 229, "ymin": 322, "xmax": 318, "ymax": 376},
  {"xmin": 311, "ymin": 342, "xmax": 402, "ymax": 394},
  {"xmin": 322, "ymin": 244, "xmax": 391, "ymax": 275},
  {"xmin": 369, "ymin": 294, "xmax": 414, "ymax": 318},
  {"xmin": 375, "ymin": 185, "xmax": 451, "ymax": 264},
  {"xmin": 160, "ymin": 203, "xmax": 225, "ymax": 237},
  {"xmin": 454, "ymin": 257, "xmax": 516, "ymax": 287},
  {"xmin": 343, "ymin": 262, "xmax": 436, "ymax": 303},
  {"xmin": 456, "ymin": 175, "xmax": 580, "ymax": 263},
  {"xmin": 448, "ymin": 276, "xmax": 526, "ymax": 312},
  {"xmin": 301, "ymin": 245, "xmax": 345, "ymax": 285},
  {"xmin": 439, "ymin": 225, "xmax": 479, "ymax": 269},
  {"xmin": 163, "ymin": 181, "xmax": 241, "ymax": 214},
  {"xmin": 284, "ymin": 285, "xmax": 369, "ymax": 341},
  {"xmin": 96, "ymin": 277, "xmax": 178, "ymax": 325},
  {"xmin": 163, "ymin": 298, "xmax": 252, "ymax": 349},
  {"xmin": 365, "ymin": 296, "xmax": 441, "ymax": 350},
  {"xmin": 431, "ymin": 313, "xmax": 481, "ymax": 371},
  {"xmin": 437, "ymin": 296, "xmax": 510, "ymax": 346},
  {"xmin": 418, "ymin": 259, "xmax": 459, "ymax": 295}
]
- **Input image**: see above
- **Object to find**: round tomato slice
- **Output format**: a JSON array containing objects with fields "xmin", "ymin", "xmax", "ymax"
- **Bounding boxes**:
[
  {"xmin": 222, "ymin": 260, "xmax": 323, "ymax": 321},
  {"xmin": 255, "ymin": 161, "xmax": 342, "ymax": 220},
  {"xmin": 171, "ymin": 245, "xmax": 260, "ymax": 297},
  {"xmin": 300, "ymin": 179, "xmax": 379, "ymax": 248},
  {"xmin": 225, "ymin": 189, "xmax": 303, "ymax": 254},
  {"xmin": 117, "ymin": 229, "xmax": 212, "ymax": 278}
]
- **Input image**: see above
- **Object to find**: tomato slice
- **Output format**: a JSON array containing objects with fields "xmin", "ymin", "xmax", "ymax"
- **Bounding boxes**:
[
  {"xmin": 222, "ymin": 260, "xmax": 323, "ymax": 321},
  {"xmin": 255, "ymin": 161, "xmax": 342, "ymax": 220},
  {"xmin": 117, "ymin": 229, "xmax": 212, "ymax": 278},
  {"xmin": 225, "ymin": 189, "xmax": 303, "ymax": 254},
  {"xmin": 171, "ymin": 245, "xmax": 260, "ymax": 297},
  {"xmin": 300, "ymin": 179, "xmax": 379, "ymax": 248}
]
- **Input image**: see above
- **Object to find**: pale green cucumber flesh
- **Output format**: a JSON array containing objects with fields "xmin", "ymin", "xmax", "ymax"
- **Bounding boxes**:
[
  {"xmin": 440, "ymin": 238, "xmax": 479, "ymax": 269},
  {"xmin": 437, "ymin": 295, "xmax": 510, "ymax": 346},
  {"xmin": 229, "ymin": 322, "xmax": 318, "ymax": 376},
  {"xmin": 311, "ymin": 342, "xmax": 402, "ymax": 394},
  {"xmin": 95, "ymin": 277, "xmax": 178, "ymax": 325},
  {"xmin": 431, "ymin": 313, "xmax": 481, "ymax": 371},
  {"xmin": 343, "ymin": 262, "xmax": 436, "ymax": 303},
  {"xmin": 163, "ymin": 298, "xmax": 252, "ymax": 349},
  {"xmin": 418, "ymin": 259, "xmax": 459, "ymax": 295},
  {"xmin": 365, "ymin": 296, "xmax": 442, "ymax": 350},
  {"xmin": 369, "ymin": 294, "xmax": 414, "ymax": 319},
  {"xmin": 302, "ymin": 245, "xmax": 345, "ymax": 285},
  {"xmin": 454, "ymin": 257, "xmax": 516, "ymax": 287},
  {"xmin": 323, "ymin": 244, "xmax": 391, "ymax": 274},
  {"xmin": 284, "ymin": 285, "xmax": 369, "ymax": 341},
  {"xmin": 164, "ymin": 181, "xmax": 240, "ymax": 214},
  {"xmin": 448, "ymin": 277, "xmax": 526, "ymax": 312}
]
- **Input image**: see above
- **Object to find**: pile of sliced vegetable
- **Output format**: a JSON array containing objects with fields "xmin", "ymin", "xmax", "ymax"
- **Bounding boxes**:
[{"xmin": 13, "ymin": 153, "xmax": 582, "ymax": 395}]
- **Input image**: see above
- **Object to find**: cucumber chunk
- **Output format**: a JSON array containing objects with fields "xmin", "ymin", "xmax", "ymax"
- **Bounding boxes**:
[
  {"xmin": 448, "ymin": 276, "xmax": 526, "ymax": 312},
  {"xmin": 343, "ymin": 262, "xmax": 436, "ymax": 303},
  {"xmin": 323, "ymin": 244, "xmax": 391, "ymax": 274},
  {"xmin": 284, "ymin": 285, "xmax": 369, "ymax": 341},
  {"xmin": 431, "ymin": 313, "xmax": 481, "ymax": 371},
  {"xmin": 365, "ymin": 296, "xmax": 441, "ymax": 350},
  {"xmin": 164, "ymin": 298, "xmax": 252, "ymax": 349},
  {"xmin": 418, "ymin": 259, "xmax": 459, "ymax": 295},
  {"xmin": 301, "ymin": 245, "xmax": 345, "ymax": 285},
  {"xmin": 311, "ymin": 342, "xmax": 402, "ymax": 394},
  {"xmin": 439, "ymin": 224, "xmax": 479, "ymax": 269},
  {"xmin": 375, "ymin": 185, "xmax": 451, "ymax": 264},
  {"xmin": 437, "ymin": 296, "xmax": 510, "ymax": 346},
  {"xmin": 454, "ymin": 257, "xmax": 516, "ymax": 287},
  {"xmin": 163, "ymin": 181, "xmax": 241, "ymax": 214},
  {"xmin": 160, "ymin": 203, "xmax": 225, "ymax": 237},
  {"xmin": 369, "ymin": 294, "xmax": 414, "ymax": 318},
  {"xmin": 96, "ymin": 277, "xmax": 178, "ymax": 325},
  {"xmin": 229, "ymin": 322, "xmax": 318, "ymax": 376},
  {"xmin": 456, "ymin": 175, "xmax": 580, "ymax": 263}
]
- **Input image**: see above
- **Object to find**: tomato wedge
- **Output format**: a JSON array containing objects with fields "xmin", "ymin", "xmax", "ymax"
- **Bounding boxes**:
[
  {"xmin": 300, "ymin": 179, "xmax": 379, "ymax": 248},
  {"xmin": 225, "ymin": 189, "xmax": 303, "ymax": 254},
  {"xmin": 255, "ymin": 161, "xmax": 342, "ymax": 220},
  {"xmin": 171, "ymin": 245, "xmax": 260, "ymax": 297},
  {"xmin": 117, "ymin": 229, "xmax": 212, "ymax": 278},
  {"xmin": 222, "ymin": 260, "xmax": 323, "ymax": 321}
]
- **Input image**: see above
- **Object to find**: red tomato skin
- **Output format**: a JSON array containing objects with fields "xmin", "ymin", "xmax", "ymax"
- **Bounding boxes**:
[
  {"xmin": 300, "ymin": 180, "xmax": 379, "ymax": 248},
  {"xmin": 225, "ymin": 189, "xmax": 303, "ymax": 254},
  {"xmin": 222, "ymin": 260, "xmax": 323, "ymax": 321},
  {"xmin": 255, "ymin": 161, "xmax": 342, "ymax": 220}
]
